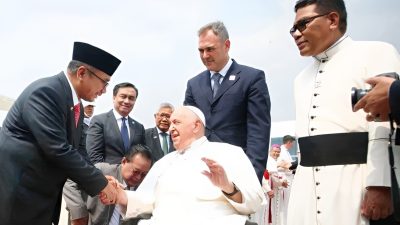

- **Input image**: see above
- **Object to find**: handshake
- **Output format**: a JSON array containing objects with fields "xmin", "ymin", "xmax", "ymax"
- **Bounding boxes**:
[{"xmin": 98, "ymin": 175, "xmax": 128, "ymax": 206}]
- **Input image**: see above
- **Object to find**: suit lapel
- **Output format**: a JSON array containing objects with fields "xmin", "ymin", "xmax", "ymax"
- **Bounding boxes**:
[
  {"xmin": 151, "ymin": 127, "xmax": 165, "ymax": 159},
  {"xmin": 57, "ymin": 72, "xmax": 78, "ymax": 147},
  {"xmin": 152, "ymin": 127, "xmax": 162, "ymax": 151},
  {"xmin": 116, "ymin": 164, "xmax": 123, "ymax": 183},
  {"xmin": 108, "ymin": 110, "xmax": 125, "ymax": 152},
  {"xmin": 128, "ymin": 117, "xmax": 135, "ymax": 147},
  {"xmin": 197, "ymin": 71, "xmax": 214, "ymax": 104},
  {"xmin": 212, "ymin": 60, "xmax": 241, "ymax": 104}
]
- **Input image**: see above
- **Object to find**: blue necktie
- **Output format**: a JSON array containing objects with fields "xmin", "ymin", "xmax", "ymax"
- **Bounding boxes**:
[
  {"xmin": 212, "ymin": 73, "xmax": 222, "ymax": 98},
  {"xmin": 121, "ymin": 117, "xmax": 129, "ymax": 151}
]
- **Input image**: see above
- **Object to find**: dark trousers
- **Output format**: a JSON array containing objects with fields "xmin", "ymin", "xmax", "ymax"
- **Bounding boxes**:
[{"xmin": 370, "ymin": 215, "xmax": 400, "ymax": 225}]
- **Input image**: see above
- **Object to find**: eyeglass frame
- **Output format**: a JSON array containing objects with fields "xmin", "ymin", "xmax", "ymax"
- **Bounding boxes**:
[
  {"xmin": 289, "ymin": 13, "xmax": 329, "ymax": 34},
  {"xmin": 155, "ymin": 113, "xmax": 171, "ymax": 119},
  {"xmin": 85, "ymin": 67, "xmax": 109, "ymax": 88},
  {"xmin": 127, "ymin": 165, "xmax": 148, "ymax": 178}
]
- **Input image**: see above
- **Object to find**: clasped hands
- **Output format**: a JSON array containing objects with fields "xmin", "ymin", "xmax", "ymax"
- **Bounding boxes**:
[{"xmin": 99, "ymin": 175, "xmax": 126, "ymax": 205}]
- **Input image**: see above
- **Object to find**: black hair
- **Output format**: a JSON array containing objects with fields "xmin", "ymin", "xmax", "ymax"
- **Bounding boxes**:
[
  {"xmin": 113, "ymin": 82, "xmax": 138, "ymax": 98},
  {"xmin": 124, "ymin": 144, "xmax": 153, "ymax": 164},
  {"xmin": 282, "ymin": 135, "xmax": 296, "ymax": 144},
  {"xmin": 294, "ymin": 0, "xmax": 347, "ymax": 33}
]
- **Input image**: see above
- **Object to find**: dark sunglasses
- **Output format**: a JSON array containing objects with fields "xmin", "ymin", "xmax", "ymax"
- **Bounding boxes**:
[{"xmin": 290, "ymin": 13, "xmax": 329, "ymax": 34}]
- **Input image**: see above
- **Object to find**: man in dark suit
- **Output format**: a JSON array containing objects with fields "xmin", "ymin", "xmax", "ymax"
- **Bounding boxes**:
[
  {"xmin": 87, "ymin": 82, "xmax": 145, "ymax": 164},
  {"xmin": 184, "ymin": 21, "xmax": 271, "ymax": 182},
  {"xmin": 145, "ymin": 102, "xmax": 175, "ymax": 162},
  {"xmin": 63, "ymin": 100, "xmax": 95, "ymax": 225},
  {"xmin": 0, "ymin": 42, "xmax": 121, "ymax": 225},
  {"xmin": 64, "ymin": 83, "xmax": 145, "ymax": 225},
  {"xmin": 71, "ymin": 144, "xmax": 153, "ymax": 225}
]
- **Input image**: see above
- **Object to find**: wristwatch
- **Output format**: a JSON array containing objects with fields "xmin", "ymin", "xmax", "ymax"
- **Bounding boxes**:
[{"xmin": 222, "ymin": 182, "xmax": 240, "ymax": 196}]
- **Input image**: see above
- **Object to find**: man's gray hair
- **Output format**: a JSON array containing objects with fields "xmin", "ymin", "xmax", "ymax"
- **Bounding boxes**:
[
  {"xmin": 198, "ymin": 21, "xmax": 229, "ymax": 42},
  {"xmin": 67, "ymin": 60, "xmax": 95, "ymax": 74},
  {"xmin": 157, "ymin": 102, "xmax": 174, "ymax": 112}
]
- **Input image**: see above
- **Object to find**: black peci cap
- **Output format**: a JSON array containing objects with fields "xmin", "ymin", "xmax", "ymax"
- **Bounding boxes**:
[{"xmin": 72, "ymin": 42, "xmax": 121, "ymax": 76}]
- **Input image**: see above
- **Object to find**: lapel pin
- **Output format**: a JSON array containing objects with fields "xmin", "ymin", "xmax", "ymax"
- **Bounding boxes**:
[{"xmin": 229, "ymin": 75, "xmax": 236, "ymax": 81}]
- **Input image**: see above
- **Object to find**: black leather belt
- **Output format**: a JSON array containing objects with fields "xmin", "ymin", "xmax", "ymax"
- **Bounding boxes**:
[{"xmin": 298, "ymin": 132, "xmax": 368, "ymax": 167}]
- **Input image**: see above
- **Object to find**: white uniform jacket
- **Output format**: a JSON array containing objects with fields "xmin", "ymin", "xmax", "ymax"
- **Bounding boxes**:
[{"xmin": 288, "ymin": 36, "xmax": 400, "ymax": 225}]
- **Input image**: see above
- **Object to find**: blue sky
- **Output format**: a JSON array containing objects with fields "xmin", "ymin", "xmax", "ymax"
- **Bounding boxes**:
[{"xmin": 0, "ymin": 0, "xmax": 399, "ymax": 129}]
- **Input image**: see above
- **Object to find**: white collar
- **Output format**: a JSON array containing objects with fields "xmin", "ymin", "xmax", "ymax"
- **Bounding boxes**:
[
  {"xmin": 176, "ymin": 136, "xmax": 207, "ymax": 155},
  {"xmin": 156, "ymin": 127, "xmax": 169, "ymax": 135},
  {"xmin": 64, "ymin": 71, "xmax": 80, "ymax": 105},
  {"xmin": 314, "ymin": 35, "xmax": 351, "ymax": 61},
  {"xmin": 112, "ymin": 109, "xmax": 129, "ymax": 121},
  {"xmin": 210, "ymin": 58, "xmax": 233, "ymax": 78}
]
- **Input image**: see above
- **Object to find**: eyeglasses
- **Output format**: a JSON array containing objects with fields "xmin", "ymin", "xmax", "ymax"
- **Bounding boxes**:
[
  {"xmin": 290, "ymin": 13, "xmax": 329, "ymax": 34},
  {"xmin": 86, "ymin": 68, "xmax": 109, "ymax": 88},
  {"xmin": 156, "ymin": 113, "xmax": 171, "ymax": 119},
  {"xmin": 129, "ymin": 168, "xmax": 148, "ymax": 177}
]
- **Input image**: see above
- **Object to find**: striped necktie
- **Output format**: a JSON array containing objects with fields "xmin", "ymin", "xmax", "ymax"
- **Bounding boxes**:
[{"xmin": 212, "ymin": 73, "xmax": 222, "ymax": 98}]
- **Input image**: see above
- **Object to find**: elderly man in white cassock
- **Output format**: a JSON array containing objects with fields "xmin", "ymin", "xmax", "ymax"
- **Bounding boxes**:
[{"xmin": 101, "ymin": 105, "xmax": 266, "ymax": 225}]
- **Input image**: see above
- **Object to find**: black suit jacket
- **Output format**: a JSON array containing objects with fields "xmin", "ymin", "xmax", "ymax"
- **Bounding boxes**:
[
  {"xmin": 184, "ymin": 59, "xmax": 271, "ymax": 181},
  {"xmin": 144, "ymin": 127, "xmax": 174, "ymax": 162},
  {"xmin": 87, "ymin": 110, "xmax": 145, "ymax": 164},
  {"xmin": 0, "ymin": 73, "xmax": 107, "ymax": 225}
]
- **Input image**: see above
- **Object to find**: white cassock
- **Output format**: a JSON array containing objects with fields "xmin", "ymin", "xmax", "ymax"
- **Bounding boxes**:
[
  {"xmin": 276, "ymin": 145, "xmax": 293, "ymax": 225},
  {"xmin": 288, "ymin": 36, "xmax": 400, "ymax": 225},
  {"xmin": 265, "ymin": 157, "xmax": 286, "ymax": 225},
  {"xmin": 120, "ymin": 137, "xmax": 266, "ymax": 225},
  {"xmin": 260, "ymin": 172, "xmax": 272, "ymax": 225}
]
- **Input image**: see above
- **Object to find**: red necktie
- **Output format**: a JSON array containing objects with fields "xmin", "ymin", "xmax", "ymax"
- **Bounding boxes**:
[{"xmin": 74, "ymin": 103, "xmax": 80, "ymax": 128}]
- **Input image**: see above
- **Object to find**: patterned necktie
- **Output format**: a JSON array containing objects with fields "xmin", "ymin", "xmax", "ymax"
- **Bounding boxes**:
[
  {"xmin": 212, "ymin": 73, "xmax": 222, "ymax": 98},
  {"xmin": 73, "ymin": 103, "xmax": 80, "ymax": 128},
  {"xmin": 161, "ymin": 132, "xmax": 168, "ymax": 155},
  {"xmin": 121, "ymin": 117, "xmax": 129, "ymax": 151},
  {"xmin": 109, "ymin": 205, "xmax": 120, "ymax": 225}
]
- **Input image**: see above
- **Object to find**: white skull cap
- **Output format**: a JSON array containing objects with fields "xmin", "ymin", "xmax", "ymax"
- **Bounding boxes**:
[{"xmin": 184, "ymin": 106, "xmax": 206, "ymax": 126}]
